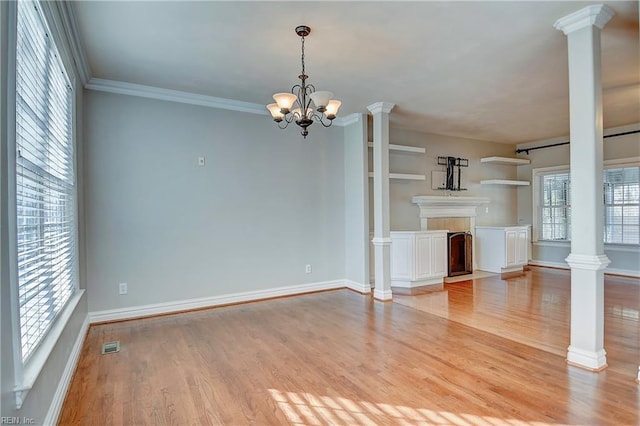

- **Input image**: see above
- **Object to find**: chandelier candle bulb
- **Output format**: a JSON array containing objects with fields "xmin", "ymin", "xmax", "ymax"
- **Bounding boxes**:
[{"xmin": 267, "ymin": 25, "xmax": 340, "ymax": 138}]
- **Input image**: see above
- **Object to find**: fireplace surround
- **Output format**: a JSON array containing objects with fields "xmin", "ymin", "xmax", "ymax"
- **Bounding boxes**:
[{"xmin": 412, "ymin": 196, "xmax": 490, "ymax": 272}]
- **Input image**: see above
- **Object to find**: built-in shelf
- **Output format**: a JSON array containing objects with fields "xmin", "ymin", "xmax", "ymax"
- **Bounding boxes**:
[
  {"xmin": 367, "ymin": 142, "xmax": 426, "ymax": 154},
  {"xmin": 480, "ymin": 156, "xmax": 530, "ymax": 165},
  {"xmin": 369, "ymin": 172, "xmax": 426, "ymax": 181},
  {"xmin": 480, "ymin": 179, "xmax": 530, "ymax": 186}
]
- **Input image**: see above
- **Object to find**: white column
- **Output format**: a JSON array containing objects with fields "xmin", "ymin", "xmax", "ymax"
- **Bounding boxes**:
[
  {"xmin": 367, "ymin": 102, "xmax": 395, "ymax": 301},
  {"xmin": 554, "ymin": 4, "xmax": 613, "ymax": 371}
]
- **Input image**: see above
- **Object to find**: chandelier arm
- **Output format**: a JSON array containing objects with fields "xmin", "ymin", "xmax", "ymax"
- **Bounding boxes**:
[
  {"xmin": 277, "ymin": 120, "xmax": 290, "ymax": 130},
  {"xmin": 311, "ymin": 112, "xmax": 334, "ymax": 128}
]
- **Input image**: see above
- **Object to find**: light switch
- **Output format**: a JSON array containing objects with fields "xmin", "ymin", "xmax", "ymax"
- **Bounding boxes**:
[{"xmin": 198, "ymin": 156, "xmax": 205, "ymax": 166}]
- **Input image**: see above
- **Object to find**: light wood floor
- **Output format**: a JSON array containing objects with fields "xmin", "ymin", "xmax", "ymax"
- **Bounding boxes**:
[{"xmin": 59, "ymin": 267, "xmax": 639, "ymax": 425}]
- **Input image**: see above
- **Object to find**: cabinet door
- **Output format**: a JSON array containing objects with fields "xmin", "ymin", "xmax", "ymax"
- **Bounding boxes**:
[
  {"xmin": 505, "ymin": 230, "xmax": 517, "ymax": 267},
  {"xmin": 391, "ymin": 234, "xmax": 412, "ymax": 280},
  {"xmin": 516, "ymin": 229, "xmax": 528, "ymax": 265},
  {"xmin": 432, "ymin": 233, "xmax": 448, "ymax": 277},
  {"xmin": 415, "ymin": 234, "xmax": 432, "ymax": 279}
]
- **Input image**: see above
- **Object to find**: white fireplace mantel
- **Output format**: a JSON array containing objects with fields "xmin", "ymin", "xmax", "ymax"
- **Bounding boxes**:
[{"xmin": 412, "ymin": 196, "xmax": 490, "ymax": 222}]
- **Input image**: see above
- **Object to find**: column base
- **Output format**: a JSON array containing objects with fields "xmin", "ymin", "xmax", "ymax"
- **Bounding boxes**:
[
  {"xmin": 566, "ymin": 346, "xmax": 607, "ymax": 371},
  {"xmin": 373, "ymin": 288, "xmax": 393, "ymax": 301}
]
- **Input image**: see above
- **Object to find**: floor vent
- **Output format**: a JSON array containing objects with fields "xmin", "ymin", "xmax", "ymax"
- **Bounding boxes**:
[{"xmin": 101, "ymin": 341, "xmax": 120, "ymax": 355}]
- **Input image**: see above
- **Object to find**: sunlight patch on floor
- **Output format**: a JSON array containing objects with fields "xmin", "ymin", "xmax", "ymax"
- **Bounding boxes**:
[{"xmin": 269, "ymin": 389, "xmax": 572, "ymax": 426}]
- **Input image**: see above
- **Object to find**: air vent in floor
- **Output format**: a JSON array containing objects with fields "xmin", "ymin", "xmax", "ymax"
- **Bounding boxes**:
[{"xmin": 101, "ymin": 341, "xmax": 120, "ymax": 355}]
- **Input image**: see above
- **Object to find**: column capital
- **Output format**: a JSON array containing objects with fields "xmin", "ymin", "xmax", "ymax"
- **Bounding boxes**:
[
  {"xmin": 554, "ymin": 4, "xmax": 614, "ymax": 35},
  {"xmin": 367, "ymin": 102, "xmax": 395, "ymax": 115}
]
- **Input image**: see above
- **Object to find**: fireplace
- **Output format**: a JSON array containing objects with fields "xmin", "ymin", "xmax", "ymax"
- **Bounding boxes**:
[
  {"xmin": 447, "ymin": 232, "xmax": 472, "ymax": 277},
  {"xmin": 411, "ymin": 196, "xmax": 490, "ymax": 273}
]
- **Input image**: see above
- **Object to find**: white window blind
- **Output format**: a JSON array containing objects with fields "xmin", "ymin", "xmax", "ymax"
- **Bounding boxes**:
[
  {"xmin": 540, "ymin": 173, "xmax": 571, "ymax": 241},
  {"xmin": 15, "ymin": 0, "xmax": 76, "ymax": 361},
  {"xmin": 604, "ymin": 166, "xmax": 640, "ymax": 245}
]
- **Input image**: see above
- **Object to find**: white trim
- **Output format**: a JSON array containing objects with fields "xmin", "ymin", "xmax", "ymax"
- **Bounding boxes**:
[
  {"xmin": 89, "ymin": 280, "xmax": 345, "ymax": 323},
  {"xmin": 565, "ymin": 254, "xmax": 611, "ymax": 270},
  {"xmin": 554, "ymin": 4, "xmax": 614, "ymax": 34},
  {"xmin": 371, "ymin": 237, "xmax": 392, "ymax": 246},
  {"xmin": 344, "ymin": 280, "xmax": 371, "ymax": 294},
  {"xmin": 14, "ymin": 290, "xmax": 85, "ymax": 409},
  {"xmin": 528, "ymin": 260, "xmax": 639, "ymax": 278},
  {"xmin": 85, "ymin": 78, "xmax": 268, "ymax": 116},
  {"xmin": 43, "ymin": 314, "xmax": 89, "ymax": 426},
  {"xmin": 566, "ymin": 346, "xmax": 608, "ymax": 371},
  {"xmin": 528, "ymin": 260, "xmax": 569, "ymax": 269},
  {"xmin": 334, "ymin": 113, "xmax": 361, "ymax": 127},
  {"xmin": 535, "ymin": 239, "xmax": 639, "ymax": 252},
  {"xmin": 606, "ymin": 267, "xmax": 640, "ymax": 279},
  {"xmin": 366, "ymin": 102, "xmax": 395, "ymax": 115},
  {"xmin": 55, "ymin": 1, "xmax": 90, "ymax": 85},
  {"xmin": 373, "ymin": 288, "xmax": 393, "ymax": 301}
]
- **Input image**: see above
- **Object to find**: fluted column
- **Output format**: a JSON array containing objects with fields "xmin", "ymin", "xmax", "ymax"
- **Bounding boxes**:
[
  {"xmin": 554, "ymin": 4, "xmax": 613, "ymax": 371},
  {"xmin": 367, "ymin": 102, "xmax": 395, "ymax": 301}
]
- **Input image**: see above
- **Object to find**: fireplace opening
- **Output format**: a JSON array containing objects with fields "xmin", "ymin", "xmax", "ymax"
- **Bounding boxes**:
[{"xmin": 448, "ymin": 232, "xmax": 472, "ymax": 277}]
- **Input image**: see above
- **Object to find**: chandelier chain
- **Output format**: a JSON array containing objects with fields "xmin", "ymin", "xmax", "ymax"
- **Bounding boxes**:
[{"xmin": 300, "ymin": 34, "xmax": 306, "ymax": 78}]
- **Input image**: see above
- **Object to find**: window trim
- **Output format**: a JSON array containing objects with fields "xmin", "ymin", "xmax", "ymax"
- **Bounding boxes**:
[
  {"xmin": 532, "ymin": 157, "xmax": 640, "ymax": 245},
  {"xmin": 7, "ymin": 0, "xmax": 81, "ymax": 409}
]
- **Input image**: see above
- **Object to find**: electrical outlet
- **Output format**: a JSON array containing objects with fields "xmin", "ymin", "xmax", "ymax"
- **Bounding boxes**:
[
  {"xmin": 119, "ymin": 282, "xmax": 128, "ymax": 295},
  {"xmin": 305, "ymin": 264, "xmax": 312, "ymax": 274}
]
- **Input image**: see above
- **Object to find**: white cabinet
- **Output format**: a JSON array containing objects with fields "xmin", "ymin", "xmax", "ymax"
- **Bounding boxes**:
[
  {"xmin": 476, "ymin": 226, "xmax": 529, "ymax": 274},
  {"xmin": 389, "ymin": 231, "xmax": 448, "ymax": 288}
]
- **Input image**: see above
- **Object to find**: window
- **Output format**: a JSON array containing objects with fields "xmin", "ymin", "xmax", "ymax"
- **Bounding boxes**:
[
  {"xmin": 535, "ymin": 163, "xmax": 639, "ymax": 245},
  {"xmin": 15, "ymin": 0, "xmax": 76, "ymax": 361},
  {"xmin": 604, "ymin": 167, "xmax": 640, "ymax": 244},
  {"xmin": 540, "ymin": 172, "xmax": 571, "ymax": 241}
]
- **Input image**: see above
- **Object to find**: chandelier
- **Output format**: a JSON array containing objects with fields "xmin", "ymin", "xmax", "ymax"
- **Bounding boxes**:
[{"xmin": 266, "ymin": 25, "xmax": 341, "ymax": 139}]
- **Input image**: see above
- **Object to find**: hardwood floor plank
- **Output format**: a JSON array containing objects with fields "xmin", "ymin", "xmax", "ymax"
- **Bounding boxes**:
[{"xmin": 59, "ymin": 269, "xmax": 639, "ymax": 425}]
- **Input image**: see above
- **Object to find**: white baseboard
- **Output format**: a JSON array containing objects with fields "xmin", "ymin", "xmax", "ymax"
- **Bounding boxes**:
[
  {"xmin": 344, "ymin": 279, "xmax": 371, "ymax": 294},
  {"xmin": 89, "ymin": 280, "xmax": 347, "ymax": 323},
  {"xmin": 529, "ymin": 260, "xmax": 639, "ymax": 279},
  {"xmin": 44, "ymin": 314, "xmax": 90, "ymax": 426},
  {"xmin": 529, "ymin": 260, "xmax": 568, "ymax": 269}
]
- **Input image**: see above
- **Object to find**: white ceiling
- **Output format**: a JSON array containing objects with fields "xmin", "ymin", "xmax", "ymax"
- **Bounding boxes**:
[{"xmin": 72, "ymin": 1, "xmax": 639, "ymax": 144}]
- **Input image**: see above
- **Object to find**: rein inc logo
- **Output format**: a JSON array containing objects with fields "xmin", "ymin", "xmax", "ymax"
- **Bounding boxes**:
[{"xmin": 1, "ymin": 418, "xmax": 35, "ymax": 425}]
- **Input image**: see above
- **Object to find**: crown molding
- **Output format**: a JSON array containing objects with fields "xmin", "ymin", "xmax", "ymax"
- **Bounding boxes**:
[
  {"xmin": 85, "ymin": 78, "xmax": 269, "ymax": 116},
  {"xmin": 334, "ymin": 113, "xmax": 362, "ymax": 127},
  {"xmin": 367, "ymin": 102, "xmax": 395, "ymax": 115},
  {"xmin": 554, "ymin": 4, "xmax": 615, "ymax": 35},
  {"xmin": 56, "ymin": 1, "xmax": 91, "ymax": 86}
]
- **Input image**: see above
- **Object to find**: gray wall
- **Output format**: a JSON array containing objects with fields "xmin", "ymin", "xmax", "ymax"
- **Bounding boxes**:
[
  {"xmin": 517, "ymin": 124, "xmax": 640, "ymax": 275},
  {"xmin": 1, "ymin": 2, "xmax": 89, "ymax": 422},
  {"xmin": 84, "ymin": 90, "xmax": 346, "ymax": 312},
  {"xmin": 369, "ymin": 127, "xmax": 522, "ymax": 231}
]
